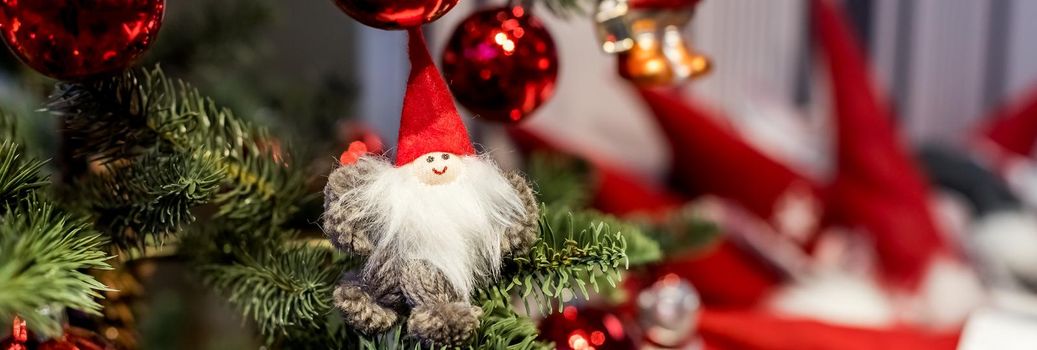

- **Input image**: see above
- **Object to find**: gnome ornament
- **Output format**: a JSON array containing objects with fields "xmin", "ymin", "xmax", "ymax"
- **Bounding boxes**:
[{"xmin": 322, "ymin": 28, "xmax": 539, "ymax": 345}]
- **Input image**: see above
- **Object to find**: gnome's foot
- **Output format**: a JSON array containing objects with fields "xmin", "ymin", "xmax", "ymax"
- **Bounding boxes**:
[
  {"xmin": 334, "ymin": 283, "xmax": 398, "ymax": 334},
  {"xmin": 407, "ymin": 302, "xmax": 482, "ymax": 345}
]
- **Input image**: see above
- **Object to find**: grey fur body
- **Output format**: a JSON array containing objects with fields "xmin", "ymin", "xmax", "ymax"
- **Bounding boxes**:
[{"xmin": 323, "ymin": 161, "xmax": 539, "ymax": 345}]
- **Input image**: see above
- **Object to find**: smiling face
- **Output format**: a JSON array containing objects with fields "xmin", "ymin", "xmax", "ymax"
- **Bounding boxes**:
[{"xmin": 410, "ymin": 152, "xmax": 464, "ymax": 185}]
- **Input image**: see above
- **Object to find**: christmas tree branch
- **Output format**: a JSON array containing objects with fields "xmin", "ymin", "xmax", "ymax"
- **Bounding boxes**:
[
  {"xmin": 492, "ymin": 206, "xmax": 657, "ymax": 315},
  {"xmin": 337, "ymin": 296, "xmax": 553, "ymax": 350},
  {"xmin": 0, "ymin": 142, "xmax": 47, "ymax": 208},
  {"xmin": 48, "ymin": 65, "xmax": 307, "ymax": 248},
  {"xmin": 0, "ymin": 143, "xmax": 112, "ymax": 337},
  {"xmin": 197, "ymin": 240, "xmax": 341, "ymax": 337}
]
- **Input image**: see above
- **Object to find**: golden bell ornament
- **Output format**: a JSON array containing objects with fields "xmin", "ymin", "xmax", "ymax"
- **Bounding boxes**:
[
  {"xmin": 595, "ymin": 0, "xmax": 712, "ymax": 85},
  {"xmin": 617, "ymin": 18, "xmax": 711, "ymax": 86}
]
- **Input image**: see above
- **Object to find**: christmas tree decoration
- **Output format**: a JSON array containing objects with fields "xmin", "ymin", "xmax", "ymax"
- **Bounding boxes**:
[
  {"xmin": 0, "ymin": 317, "xmax": 35, "ymax": 350},
  {"xmin": 594, "ymin": 0, "xmax": 710, "ymax": 86},
  {"xmin": 323, "ymin": 28, "xmax": 540, "ymax": 345},
  {"xmin": 37, "ymin": 327, "xmax": 112, "ymax": 350},
  {"xmin": 812, "ymin": 0, "xmax": 947, "ymax": 287},
  {"xmin": 813, "ymin": 0, "xmax": 985, "ymax": 327},
  {"xmin": 537, "ymin": 305, "xmax": 637, "ymax": 350},
  {"xmin": 333, "ymin": 0, "xmax": 458, "ymax": 29},
  {"xmin": 0, "ymin": 0, "xmax": 164, "ymax": 80},
  {"xmin": 637, "ymin": 274, "xmax": 702, "ymax": 349},
  {"xmin": 442, "ymin": 5, "xmax": 558, "ymax": 123},
  {"xmin": 635, "ymin": 89, "xmax": 822, "ymax": 244}
]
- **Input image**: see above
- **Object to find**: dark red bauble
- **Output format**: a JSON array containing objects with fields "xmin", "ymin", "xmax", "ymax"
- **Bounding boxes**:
[
  {"xmin": 0, "ymin": 0, "xmax": 164, "ymax": 80},
  {"xmin": 37, "ymin": 327, "xmax": 111, "ymax": 350},
  {"xmin": 333, "ymin": 0, "xmax": 458, "ymax": 29},
  {"xmin": 442, "ymin": 6, "xmax": 558, "ymax": 123},
  {"xmin": 538, "ymin": 305, "xmax": 637, "ymax": 350}
]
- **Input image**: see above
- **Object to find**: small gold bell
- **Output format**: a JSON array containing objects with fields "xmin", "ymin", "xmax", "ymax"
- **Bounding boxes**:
[
  {"xmin": 599, "ymin": 0, "xmax": 712, "ymax": 86},
  {"xmin": 661, "ymin": 24, "xmax": 712, "ymax": 80},
  {"xmin": 618, "ymin": 19, "xmax": 675, "ymax": 85},
  {"xmin": 618, "ymin": 18, "xmax": 712, "ymax": 86}
]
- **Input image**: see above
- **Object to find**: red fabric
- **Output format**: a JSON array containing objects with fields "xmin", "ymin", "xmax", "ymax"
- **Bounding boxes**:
[
  {"xmin": 979, "ymin": 85, "xmax": 1037, "ymax": 158},
  {"xmin": 699, "ymin": 309, "xmax": 961, "ymax": 350},
  {"xmin": 628, "ymin": 0, "xmax": 700, "ymax": 10},
  {"xmin": 636, "ymin": 88, "xmax": 821, "ymax": 226},
  {"xmin": 509, "ymin": 127, "xmax": 782, "ymax": 307},
  {"xmin": 395, "ymin": 27, "xmax": 475, "ymax": 166},
  {"xmin": 812, "ymin": 0, "xmax": 947, "ymax": 286}
]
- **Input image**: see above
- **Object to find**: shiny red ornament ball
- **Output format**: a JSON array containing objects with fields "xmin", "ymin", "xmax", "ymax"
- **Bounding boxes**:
[
  {"xmin": 0, "ymin": 0, "xmax": 165, "ymax": 80},
  {"xmin": 538, "ymin": 305, "xmax": 637, "ymax": 350},
  {"xmin": 442, "ymin": 6, "xmax": 558, "ymax": 123},
  {"xmin": 38, "ymin": 327, "xmax": 111, "ymax": 350},
  {"xmin": 333, "ymin": 0, "xmax": 458, "ymax": 29}
]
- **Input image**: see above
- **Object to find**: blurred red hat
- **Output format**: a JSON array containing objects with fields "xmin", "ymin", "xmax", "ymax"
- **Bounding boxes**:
[
  {"xmin": 812, "ymin": 0, "xmax": 948, "ymax": 286},
  {"xmin": 395, "ymin": 28, "xmax": 475, "ymax": 166},
  {"xmin": 979, "ymin": 86, "xmax": 1037, "ymax": 159},
  {"xmin": 636, "ymin": 88, "xmax": 823, "ymax": 242}
]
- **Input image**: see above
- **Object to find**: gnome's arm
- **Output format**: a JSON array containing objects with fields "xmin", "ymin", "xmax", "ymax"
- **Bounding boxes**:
[
  {"xmin": 501, "ymin": 172, "xmax": 540, "ymax": 257},
  {"xmin": 323, "ymin": 160, "xmax": 376, "ymax": 256}
]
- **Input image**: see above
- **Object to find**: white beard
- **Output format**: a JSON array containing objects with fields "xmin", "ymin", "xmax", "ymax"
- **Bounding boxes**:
[{"xmin": 340, "ymin": 155, "xmax": 527, "ymax": 299}]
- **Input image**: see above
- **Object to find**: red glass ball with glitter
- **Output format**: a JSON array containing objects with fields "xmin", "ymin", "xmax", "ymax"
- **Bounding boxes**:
[
  {"xmin": 442, "ymin": 6, "xmax": 558, "ymax": 123},
  {"xmin": 0, "ymin": 0, "xmax": 165, "ymax": 80},
  {"xmin": 37, "ymin": 329, "xmax": 111, "ymax": 350},
  {"xmin": 538, "ymin": 305, "xmax": 636, "ymax": 350},
  {"xmin": 333, "ymin": 0, "xmax": 459, "ymax": 29}
]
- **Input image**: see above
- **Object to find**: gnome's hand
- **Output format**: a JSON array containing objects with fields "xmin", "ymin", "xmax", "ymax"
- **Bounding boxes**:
[
  {"xmin": 339, "ymin": 141, "xmax": 369, "ymax": 166},
  {"xmin": 323, "ymin": 159, "xmax": 377, "ymax": 257},
  {"xmin": 501, "ymin": 171, "xmax": 540, "ymax": 257}
]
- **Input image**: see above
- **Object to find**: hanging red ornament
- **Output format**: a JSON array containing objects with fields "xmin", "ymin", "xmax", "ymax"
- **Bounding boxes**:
[
  {"xmin": 333, "ymin": 0, "xmax": 458, "ymax": 30},
  {"xmin": 0, "ymin": 0, "xmax": 165, "ymax": 80},
  {"xmin": 37, "ymin": 327, "xmax": 111, "ymax": 350},
  {"xmin": 442, "ymin": 6, "xmax": 558, "ymax": 123},
  {"xmin": 538, "ymin": 305, "xmax": 637, "ymax": 350},
  {"xmin": 0, "ymin": 317, "xmax": 37, "ymax": 350}
]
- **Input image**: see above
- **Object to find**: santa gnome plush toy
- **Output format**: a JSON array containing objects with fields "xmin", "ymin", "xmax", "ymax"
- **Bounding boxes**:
[{"xmin": 322, "ymin": 28, "xmax": 540, "ymax": 345}]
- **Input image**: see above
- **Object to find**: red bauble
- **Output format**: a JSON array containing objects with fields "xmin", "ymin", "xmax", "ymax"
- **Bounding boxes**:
[
  {"xmin": 0, "ymin": 0, "xmax": 164, "ymax": 80},
  {"xmin": 38, "ymin": 328, "xmax": 111, "ymax": 350},
  {"xmin": 538, "ymin": 305, "xmax": 636, "ymax": 350},
  {"xmin": 0, "ymin": 317, "xmax": 37, "ymax": 350},
  {"xmin": 333, "ymin": 0, "xmax": 458, "ymax": 29},
  {"xmin": 442, "ymin": 6, "xmax": 558, "ymax": 123}
]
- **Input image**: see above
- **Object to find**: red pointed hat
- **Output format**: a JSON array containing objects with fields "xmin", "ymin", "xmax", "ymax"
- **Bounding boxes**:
[
  {"xmin": 813, "ymin": 0, "xmax": 947, "ymax": 285},
  {"xmin": 395, "ymin": 28, "xmax": 475, "ymax": 166},
  {"xmin": 977, "ymin": 85, "xmax": 1037, "ymax": 159},
  {"xmin": 636, "ymin": 88, "xmax": 821, "ymax": 225}
]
